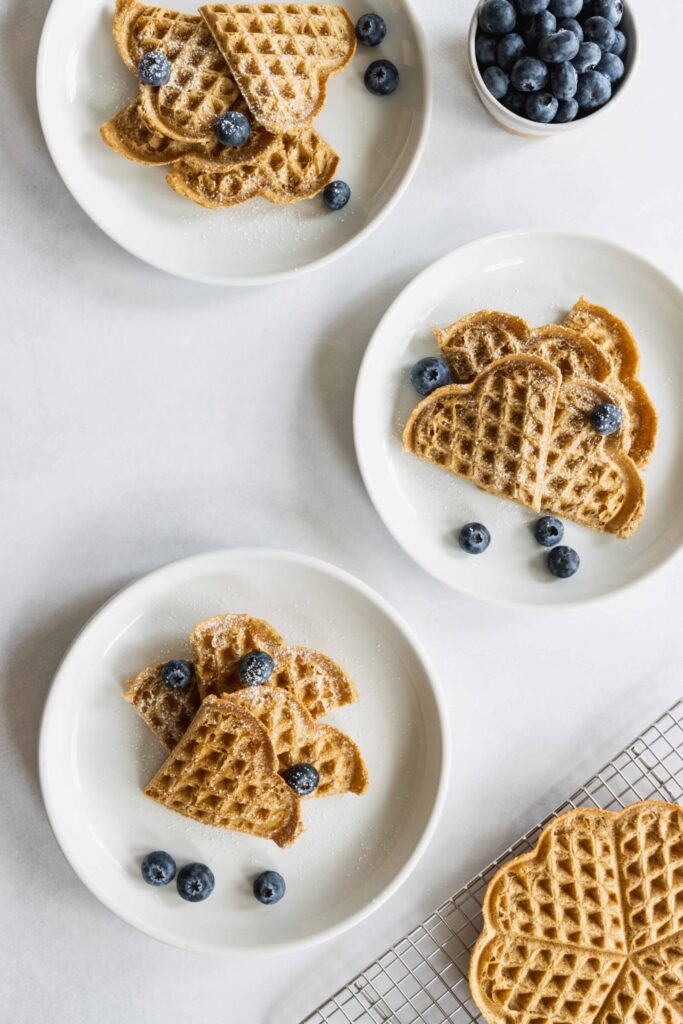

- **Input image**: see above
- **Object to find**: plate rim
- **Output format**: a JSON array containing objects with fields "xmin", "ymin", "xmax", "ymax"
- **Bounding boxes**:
[
  {"xmin": 39, "ymin": 547, "xmax": 451, "ymax": 956},
  {"xmin": 353, "ymin": 226, "xmax": 683, "ymax": 610},
  {"xmin": 35, "ymin": 0, "xmax": 433, "ymax": 287}
]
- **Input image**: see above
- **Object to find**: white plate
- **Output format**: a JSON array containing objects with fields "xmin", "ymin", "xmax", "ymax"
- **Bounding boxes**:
[
  {"xmin": 354, "ymin": 229, "xmax": 683, "ymax": 608},
  {"xmin": 39, "ymin": 549, "xmax": 448, "ymax": 955},
  {"xmin": 36, "ymin": 0, "xmax": 430, "ymax": 285}
]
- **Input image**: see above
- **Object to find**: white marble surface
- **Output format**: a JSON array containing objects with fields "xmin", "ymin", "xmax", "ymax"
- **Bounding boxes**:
[{"xmin": 2, "ymin": 0, "xmax": 683, "ymax": 1019}]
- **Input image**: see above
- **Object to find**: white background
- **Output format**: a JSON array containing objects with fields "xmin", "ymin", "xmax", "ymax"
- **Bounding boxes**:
[{"xmin": 2, "ymin": 0, "xmax": 683, "ymax": 1019}]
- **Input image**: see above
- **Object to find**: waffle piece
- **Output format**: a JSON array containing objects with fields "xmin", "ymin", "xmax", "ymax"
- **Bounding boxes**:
[
  {"xmin": 124, "ymin": 663, "xmax": 201, "ymax": 750},
  {"xmin": 434, "ymin": 311, "xmax": 533, "ymax": 384},
  {"xmin": 403, "ymin": 354, "xmax": 562, "ymax": 513},
  {"xmin": 563, "ymin": 297, "xmax": 658, "ymax": 468},
  {"xmin": 166, "ymin": 127, "xmax": 338, "ymax": 207},
  {"xmin": 229, "ymin": 687, "xmax": 367, "ymax": 796},
  {"xmin": 542, "ymin": 377, "xmax": 645, "ymax": 539},
  {"xmin": 100, "ymin": 99, "xmax": 189, "ymax": 164},
  {"xmin": 145, "ymin": 695, "xmax": 303, "ymax": 846},
  {"xmin": 470, "ymin": 802, "xmax": 683, "ymax": 1024},
  {"xmin": 190, "ymin": 613, "xmax": 284, "ymax": 698},
  {"xmin": 531, "ymin": 325, "xmax": 610, "ymax": 382},
  {"xmin": 113, "ymin": 0, "xmax": 240, "ymax": 142},
  {"xmin": 200, "ymin": 3, "xmax": 356, "ymax": 134}
]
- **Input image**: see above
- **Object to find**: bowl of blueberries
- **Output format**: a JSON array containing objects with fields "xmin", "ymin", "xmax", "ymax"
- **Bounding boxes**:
[{"xmin": 468, "ymin": 0, "xmax": 636, "ymax": 136}]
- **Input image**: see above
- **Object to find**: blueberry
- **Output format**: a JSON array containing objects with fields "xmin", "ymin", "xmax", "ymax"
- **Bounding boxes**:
[
  {"xmin": 511, "ymin": 56, "xmax": 549, "ymax": 92},
  {"xmin": 483, "ymin": 65, "xmax": 510, "ymax": 99},
  {"xmin": 253, "ymin": 870, "xmax": 285, "ymax": 905},
  {"xmin": 538, "ymin": 28, "xmax": 579, "ymax": 62},
  {"xmin": 138, "ymin": 50, "xmax": 171, "ymax": 86},
  {"xmin": 583, "ymin": 15, "xmax": 616, "ymax": 51},
  {"xmin": 524, "ymin": 10, "xmax": 556, "ymax": 46},
  {"xmin": 355, "ymin": 12, "xmax": 386, "ymax": 46},
  {"xmin": 554, "ymin": 97, "xmax": 579, "ymax": 120},
  {"xmin": 177, "ymin": 863, "xmax": 214, "ymax": 903},
  {"xmin": 475, "ymin": 32, "xmax": 498, "ymax": 65},
  {"xmin": 534, "ymin": 516, "xmax": 565, "ymax": 546},
  {"xmin": 478, "ymin": 0, "xmax": 516, "ymax": 35},
  {"xmin": 590, "ymin": 402, "xmax": 623, "ymax": 434},
  {"xmin": 141, "ymin": 851, "xmax": 176, "ymax": 886},
  {"xmin": 590, "ymin": 0, "xmax": 623, "ymax": 25},
  {"xmin": 547, "ymin": 545, "xmax": 580, "ymax": 578},
  {"xmin": 364, "ymin": 59, "xmax": 399, "ymax": 95},
  {"xmin": 502, "ymin": 87, "xmax": 527, "ymax": 114},
  {"xmin": 323, "ymin": 180, "xmax": 351, "ymax": 210},
  {"xmin": 238, "ymin": 650, "xmax": 274, "ymax": 687},
  {"xmin": 525, "ymin": 90, "xmax": 559, "ymax": 121},
  {"xmin": 496, "ymin": 32, "xmax": 526, "ymax": 69},
  {"xmin": 160, "ymin": 659, "xmax": 194, "ymax": 690},
  {"xmin": 410, "ymin": 357, "xmax": 452, "ymax": 396},
  {"xmin": 576, "ymin": 69, "xmax": 611, "ymax": 109},
  {"xmin": 571, "ymin": 41, "xmax": 602, "ymax": 71},
  {"xmin": 458, "ymin": 522, "xmax": 491, "ymax": 555},
  {"xmin": 596, "ymin": 51, "xmax": 624, "ymax": 81},
  {"xmin": 610, "ymin": 29, "xmax": 627, "ymax": 55},
  {"xmin": 558, "ymin": 17, "xmax": 583, "ymax": 41},
  {"xmin": 548, "ymin": 0, "xmax": 582, "ymax": 16},
  {"xmin": 215, "ymin": 110, "xmax": 250, "ymax": 148},
  {"xmin": 282, "ymin": 762, "xmax": 319, "ymax": 796},
  {"xmin": 550, "ymin": 60, "xmax": 578, "ymax": 98},
  {"xmin": 517, "ymin": 0, "xmax": 549, "ymax": 12}
]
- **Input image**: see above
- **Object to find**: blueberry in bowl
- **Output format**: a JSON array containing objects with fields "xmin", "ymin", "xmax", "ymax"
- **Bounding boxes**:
[{"xmin": 470, "ymin": 0, "xmax": 636, "ymax": 133}]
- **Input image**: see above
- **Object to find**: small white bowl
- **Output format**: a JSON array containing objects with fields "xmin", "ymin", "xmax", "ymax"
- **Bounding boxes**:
[{"xmin": 468, "ymin": 2, "xmax": 638, "ymax": 137}]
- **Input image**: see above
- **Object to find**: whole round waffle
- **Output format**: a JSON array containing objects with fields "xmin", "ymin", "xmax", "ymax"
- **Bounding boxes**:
[{"xmin": 470, "ymin": 801, "xmax": 683, "ymax": 1024}]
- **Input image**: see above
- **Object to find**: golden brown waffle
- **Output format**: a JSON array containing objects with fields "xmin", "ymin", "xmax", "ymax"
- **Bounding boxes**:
[
  {"xmin": 563, "ymin": 297, "xmax": 658, "ymax": 468},
  {"xmin": 434, "ymin": 312, "xmax": 610, "ymax": 385},
  {"xmin": 191, "ymin": 613, "xmax": 357, "ymax": 717},
  {"xmin": 469, "ymin": 802, "xmax": 683, "ymax": 1024},
  {"xmin": 113, "ymin": 0, "xmax": 240, "ymax": 142},
  {"xmin": 542, "ymin": 377, "xmax": 645, "ymax": 539},
  {"xmin": 166, "ymin": 127, "xmax": 338, "ymax": 207},
  {"xmin": 403, "ymin": 355, "xmax": 562, "ymax": 513},
  {"xmin": 123, "ymin": 662, "xmax": 201, "ymax": 750},
  {"xmin": 145, "ymin": 694, "xmax": 303, "ymax": 846},
  {"xmin": 200, "ymin": 3, "xmax": 356, "ymax": 134},
  {"xmin": 229, "ymin": 687, "xmax": 368, "ymax": 796},
  {"xmin": 100, "ymin": 99, "xmax": 189, "ymax": 164}
]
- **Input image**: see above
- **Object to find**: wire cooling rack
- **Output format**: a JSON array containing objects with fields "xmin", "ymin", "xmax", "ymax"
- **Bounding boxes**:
[{"xmin": 301, "ymin": 698, "xmax": 683, "ymax": 1024}]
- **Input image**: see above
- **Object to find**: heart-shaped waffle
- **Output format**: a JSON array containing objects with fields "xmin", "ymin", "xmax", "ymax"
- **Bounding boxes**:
[
  {"xmin": 145, "ymin": 695, "xmax": 303, "ymax": 846},
  {"xmin": 199, "ymin": 3, "xmax": 356, "ymax": 134},
  {"xmin": 124, "ymin": 662, "xmax": 201, "ymax": 750},
  {"xmin": 403, "ymin": 354, "xmax": 562, "ymax": 512},
  {"xmin": 470, "ymin": 802, "xmax": 683, "ymax": 1024}
]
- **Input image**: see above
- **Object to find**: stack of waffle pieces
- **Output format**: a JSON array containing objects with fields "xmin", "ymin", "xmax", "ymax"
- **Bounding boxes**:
[
  {"xmin": 403, "ymin": 297, "xmax": 658, "ymax": 539},
  {"xmin": 101, "ymin": 0, "xmax": 356, "ymax": 207},
  {"xmin": 124, "ymin": 613, "xmax": 368, "ymax": 847}
]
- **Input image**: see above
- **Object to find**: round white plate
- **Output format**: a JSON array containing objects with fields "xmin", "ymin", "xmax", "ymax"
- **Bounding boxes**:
[
  {"xmin": 354, "ymin": 229, "xmax": 683, "ymax": 608},
  {"xmin": 36, "ymin": 0, "xmax": 430, "ymax": 285},
  {"xmin": 40, "ymin": 549, "xmax": 448, "ymax": 955}
]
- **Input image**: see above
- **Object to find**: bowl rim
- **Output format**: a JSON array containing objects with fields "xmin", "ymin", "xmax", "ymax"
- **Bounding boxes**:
[{"xmin": 467, "ymin": 1, "xmax": 638, "ymax": 133}]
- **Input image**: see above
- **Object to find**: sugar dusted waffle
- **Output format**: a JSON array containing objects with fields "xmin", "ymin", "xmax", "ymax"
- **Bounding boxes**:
[
  {"xmin": 145, "ymin": 695, "xmax": 304, "ymax": 847},
  {"xmin": 124, "ymin": 662, "xmax": 201, "ymax": 750},
  {"xmin": 469, "ymin": 801, "xmax": 683, "ymax": 1024},
  {"xmin": 199, "ymin": 3, "xmax": 356, "ymax": 133}
]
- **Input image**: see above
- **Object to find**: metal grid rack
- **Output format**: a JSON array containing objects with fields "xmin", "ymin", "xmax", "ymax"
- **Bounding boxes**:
[{"xmin": 301, "ymin": 699, "xmax": 683, "ymax": 1024}]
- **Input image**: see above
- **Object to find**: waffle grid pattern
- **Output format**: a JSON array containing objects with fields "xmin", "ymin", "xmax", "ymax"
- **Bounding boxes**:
[{"xmin": 299, "ymin": 699, "xmax": 683, "ymax": 1024}]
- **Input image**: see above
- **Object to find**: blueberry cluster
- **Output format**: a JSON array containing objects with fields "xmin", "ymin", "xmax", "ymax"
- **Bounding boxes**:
[
  {"xmin": 458, "ymin": 516, "xmax": 580, "ymax": 577},
  {"xmin": 141, "ymin": 851, "xmax": 216, "ymax": 902},
  {"xmin": 475, "ymin": 0, "xmax": 627, "ymax": 124}
]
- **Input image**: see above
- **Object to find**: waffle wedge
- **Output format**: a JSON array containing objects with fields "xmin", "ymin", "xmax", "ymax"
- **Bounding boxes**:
[
  {"xmin": 563, "ymin": 297, "xmax": 658, "ymax": 468},
  {"xmin": 100, "ymin": 99, "xmax": 190, "ymax": 164},
  {"xmin": 113, "ymin": 0, "xmax": 240, "ymax": 142},
  {"xmin": 542, "ymin": 377, "xmax": 645, "ymax": 538},
  {"xmin": 190, "ymin": 613, "xmax": 284, "ymax": 698},
  {"xmin": 166, "ymin": 126, "xmax": 338, "ymax": 207},
  {"xmin": 229, "ymin": 687, "xmax": 368, "ymax": 796},
  {"xmin": 124, "ymin": 662, "xmax": 201, "ymax": 750},
  {"xmin": 200, "ymin": 3, "xmax": 356, "ymax": 134},
  {"xmin": 403, "ymin": 354, "xmax": 562, "ymax": 513},
  {"xmin": 145, "ymin": 694, "xmax": 303, "ymax": 846},
  {"xmin": 470, "ymin": 801, "xmax": 683, "ymax": 1024}
]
